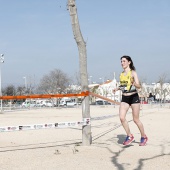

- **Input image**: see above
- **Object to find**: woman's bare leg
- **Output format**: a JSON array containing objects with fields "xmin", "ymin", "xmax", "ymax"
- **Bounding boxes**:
[
  {"xmin": 131, "ymin": 103, "xmax": 145, "ymax": 137},
  {"xmin": 119, "ymin": 102, "xmax": 132, "ymax": 136}
]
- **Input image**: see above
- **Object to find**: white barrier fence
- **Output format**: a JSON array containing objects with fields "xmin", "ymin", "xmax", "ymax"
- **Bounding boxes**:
[
  {"xmin": 0, "ymin": 114, "xmax": 116, "ymax": 133},
  {"xmin": 0, "ymin": 118, "xmax": 90, "ymax": 133}
]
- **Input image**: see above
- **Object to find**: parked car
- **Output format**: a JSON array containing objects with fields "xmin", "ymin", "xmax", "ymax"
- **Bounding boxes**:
[
  {"xmin": 59, "ymin": 98, "xmax": 77, "ymax": 107},
  {"xmin": 45, "ymin": 101, "xmax": 53, "ymax": 107},
  {"xmin": 66, "ymin": 101, "xmax": 77, "ymax": 107},
  {"xmin": 95, "ymin": 100, "xmax": 111, "ymax": 105},
  {"xmin": 36, "ymin": 100, "xmax": 53, "ymax": 107},
  {"xmin": 22, "ymin": 101, "xmax": 36, "ymax": 108}
]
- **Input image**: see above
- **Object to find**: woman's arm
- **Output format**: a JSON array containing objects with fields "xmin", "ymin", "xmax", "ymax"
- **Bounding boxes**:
[{"xmin": 131, "ymin": 71, "xmax": 141, "ymax": 89}]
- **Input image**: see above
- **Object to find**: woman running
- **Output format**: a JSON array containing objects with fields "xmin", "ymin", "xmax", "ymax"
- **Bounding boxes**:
[{"xmin": 113, "ymin": 55, "xmax": 148, "ymax": 146}]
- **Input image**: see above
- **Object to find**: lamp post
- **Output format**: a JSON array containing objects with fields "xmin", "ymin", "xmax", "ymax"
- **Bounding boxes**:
[
  {"xmin": 0, "ymin": 54, "xmax": 4, "ymax": 113},
  {"xmin": 23, "ymin": 76, "xmax": 27, "ymax": 89}
]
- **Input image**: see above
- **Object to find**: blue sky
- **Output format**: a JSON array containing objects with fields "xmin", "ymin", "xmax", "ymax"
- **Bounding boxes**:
[{"xmin": 0, "ymin": 0, "xmax": 170, "ymax": 87}]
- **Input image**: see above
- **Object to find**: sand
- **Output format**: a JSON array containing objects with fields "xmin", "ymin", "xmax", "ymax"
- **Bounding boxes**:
[{"xmin": 0, "ymin": 104, "xmax": 170, "ymax": 170}]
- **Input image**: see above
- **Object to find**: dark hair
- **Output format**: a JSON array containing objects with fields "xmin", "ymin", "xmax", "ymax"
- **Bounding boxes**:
[{"xmin": 120, "ymin": 55, "xmax": 136, "ymax": 71}]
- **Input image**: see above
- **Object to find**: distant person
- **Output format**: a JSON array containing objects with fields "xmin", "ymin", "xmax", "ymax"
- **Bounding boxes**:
[{"xmin": 113, "ymin": 55, "xmax": 148, "ymax": 146}]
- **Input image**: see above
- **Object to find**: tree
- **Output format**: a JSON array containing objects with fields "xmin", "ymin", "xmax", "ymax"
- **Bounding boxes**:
[
  {"xmin": 157, "ymin": 73, "xmax": 167, "ymax": 103},
  {"xmin": 37, "ymin": 69, "xmax": 70, "ymax": 94},
  {"xmin": 68, "ymin": 0, "xmax": 91, "ymax": 145},
  {"xmin": 74, "ymin": 71, "xmax": 81, "ymax": 86},
  {"xmin": 2, "ymin": 85, "xmax": 16, "ymax": 96},
  {"xmin": 2, "ymin": 85, "xmax": 20, "ymax": 104},
  {"xmin": 90, "ymin": 85, "xmax": 99, "ymax": 103},
  {"xmin": 16, "ymin": 86, "xmax": 25, "ymax": 96},
  {"xmin": 25, "ymin": 76, "xmax": 36, "ymax": 94}
]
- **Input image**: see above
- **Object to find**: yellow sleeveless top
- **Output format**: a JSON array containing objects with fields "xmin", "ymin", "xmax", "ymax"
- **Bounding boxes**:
[{"xmin": 119, "ymin": 70, "xmax": 136, "ymax": 93}]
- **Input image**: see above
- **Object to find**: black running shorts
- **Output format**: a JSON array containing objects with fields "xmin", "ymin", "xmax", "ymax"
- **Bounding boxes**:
[{"xmin": 121, "ymin": 93, "xmax": 140, "ymax": 105}]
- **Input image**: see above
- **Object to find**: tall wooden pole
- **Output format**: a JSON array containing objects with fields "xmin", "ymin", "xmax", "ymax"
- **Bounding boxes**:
[{"xmin": 68, "ymin": 0, "xmax": 91, "ymax": 145}]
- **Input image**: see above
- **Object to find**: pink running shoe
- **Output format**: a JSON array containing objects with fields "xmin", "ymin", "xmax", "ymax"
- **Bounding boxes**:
[
  {"xmin": 123, "ymin": 135, "xmax": 134, "ymax": 145},
  {"xmin": 139, "ymin": 136, "xmax": 148, "ymax": 146}
]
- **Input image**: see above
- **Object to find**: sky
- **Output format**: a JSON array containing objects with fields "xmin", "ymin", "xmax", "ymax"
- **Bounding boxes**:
[{"xmin": 0, "ymin": 0, "xmax": 170, "ymax": 88}]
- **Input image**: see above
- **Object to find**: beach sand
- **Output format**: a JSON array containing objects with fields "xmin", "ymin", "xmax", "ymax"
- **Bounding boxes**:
[{"xmin": 0, "ymin": 104, "xmax": 170, "ymax": 170}]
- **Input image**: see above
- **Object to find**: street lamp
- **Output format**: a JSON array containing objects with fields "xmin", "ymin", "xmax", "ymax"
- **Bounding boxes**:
[
  {"xmin": 0, "ymin": 54, "xmax": 4, "ymax": 113},
  {"xmin": 23, "ymin": 76, "xmax": 27, "ymax": 89}
]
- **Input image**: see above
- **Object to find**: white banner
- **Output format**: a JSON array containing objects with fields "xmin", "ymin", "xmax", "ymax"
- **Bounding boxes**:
[
  {"xmin": 0, "ymin": 119, "xmax": 91, "ymax": 133},
  {"xmin": 0, "ymin": 114, "xmax": 115, "ymax": 133}
]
